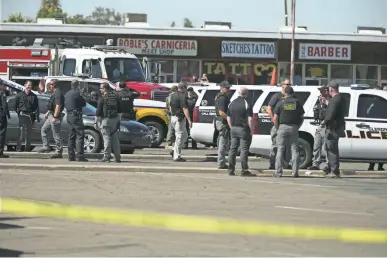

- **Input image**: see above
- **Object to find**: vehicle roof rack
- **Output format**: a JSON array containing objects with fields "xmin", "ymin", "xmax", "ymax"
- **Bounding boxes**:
[
  {"xmin": 91, "ymin": 45, "xmax": 130, "ymax": 53},
  {"xmin": 72, "ymin": 73, "xmax": 91, "ymax": 79}
]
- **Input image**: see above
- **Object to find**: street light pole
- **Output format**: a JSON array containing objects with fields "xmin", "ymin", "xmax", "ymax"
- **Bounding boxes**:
[{"xmin": 290, "ymin": 0, "xmax": 296, "ymax": 85}]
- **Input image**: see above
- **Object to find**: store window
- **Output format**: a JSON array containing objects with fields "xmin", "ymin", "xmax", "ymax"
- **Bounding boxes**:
[
  {"xmin": 381, "ymin": 66, "xmax": 387, "ymax": 80},
  {"xmin": 355, "ymin": 65, "xmax": 378, "ymax": 87},
  {"xmin": 305, "ymin": 64, "xmax": 328, "ymax": 85},
  {"xmin": 177, "ymin": 60, "xmax": 200, "ymax": 82},
  {"xmin": 202, "ymin": 61, "xmax": 276, "ymax": 85},
  {"xmin": 278, "ymin": 62, "xmax": 303, "ymax": 85},
  {"xmin": 357, "ymin": 94, "xmax": 387, "ymax": 119},
  {"xmin": 330, "ymin": 64, "xmax": 353, "ymax": 86}
]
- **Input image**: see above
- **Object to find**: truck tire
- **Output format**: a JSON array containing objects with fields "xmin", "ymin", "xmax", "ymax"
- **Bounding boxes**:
[
  {"xmin": 144, "ymin": 120, "xmax": 165, "ymax": 148},
  {"xmin": 298, "ymin": 137, "xmax": 312, "ymax": 169},
  {"xmin": 84, "ymin": 129, "xmax": 102, "ymax": 153}
]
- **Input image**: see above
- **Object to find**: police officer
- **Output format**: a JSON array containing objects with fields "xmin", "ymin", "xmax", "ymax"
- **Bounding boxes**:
[
  {"xmin": 165, "ymin": 85, "xmax": 178, "ymax": 153},
  {"xmin": 227, "ymin": 86, "xmax": 254, "ymax": 176},
  {"xmin": 307, "ymin": 86, "xmax": 330, "ymax": 170},
  {"xmin": 15, "ymin": 80, "xmax": 39, "ymax": 152},
  {"xmin": 39, "ymin": 79, "xmax": 65, "ymax": 159},
  {"xmin": 116, "ymin": 81, "xmax": 139, "ymax": 120},
  {"xmin": 184, "ymin": 87, "xmax": 198, "ymax": 149},
  {"xmin": 321, "ymin": 81, "xmax": 346, "ymax": 178},
  {"xmin": 95, "ymin": 82, "xmax": 122, "ymax": 163},
  {"xmin": 266, "ymin": 79, "xmax": 292, "ymax": 169},
  {"xmin": 0, "ymin": 81, "xmax": 10, "ymax": 158},
  {"xmin": 273, "ymin": 86, "xmax": 305, "ymax": 177},
  {"xmin": 64, "ymin": 80, "xmax": 88, "ymax": 162},
  {"xmin": 215, "ymin": 81, "xmax": 231, "ymax": 169},
  {"xmin": 169, "ymin": 82, "xmax": 192, "ymax": 162}
]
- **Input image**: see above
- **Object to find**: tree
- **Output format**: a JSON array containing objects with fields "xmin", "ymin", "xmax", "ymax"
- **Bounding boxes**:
[
  {"xmin": 67, "ymin": 14, "xmax": 88, "ymax": 24},
  {"xmin": 36, "ymin": 0, "xmax": 67, "ymax": 19},
  {"xmin": 170, "ymin": 21, "xmax": 176, "ymax": 27},
  {"xmin": 4, "ymin": 13, "xmax": 33, "ymax": 23},
  {"xmin": 86, "ymin": 7, "xmax": 123, "ymax": 25},
  {"xmin": 183, "ymin": 18, "xmax": 194, "ymax": 28}
]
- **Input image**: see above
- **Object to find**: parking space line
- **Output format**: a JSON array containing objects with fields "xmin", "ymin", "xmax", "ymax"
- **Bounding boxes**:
[{"xmin": 275, "ymin": 206, "xmax": 375, "ymax": 216}]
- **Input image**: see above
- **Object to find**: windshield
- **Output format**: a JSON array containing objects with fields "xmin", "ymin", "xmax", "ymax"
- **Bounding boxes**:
[{"xmin": 104, "ymin": 58, "xmax": 145, "ymax": 83}]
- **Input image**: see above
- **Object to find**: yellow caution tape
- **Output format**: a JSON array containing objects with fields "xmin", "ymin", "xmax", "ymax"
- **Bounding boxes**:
[{"xmin": 1, "ymin": 197, "xmax": 387, "ymax": 244}]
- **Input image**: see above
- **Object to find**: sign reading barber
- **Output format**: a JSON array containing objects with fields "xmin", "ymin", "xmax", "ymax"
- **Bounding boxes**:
[
  {"xmin": 299, "ymin": 43, "xmax": 351, "ymax": 61},
  {"xmin": 221, "ymin": 41, "xmax": 276, "ymax": 58},
  {"xmin": 117, "ymin": 38, "xmax": 197, "ymax": 56}
]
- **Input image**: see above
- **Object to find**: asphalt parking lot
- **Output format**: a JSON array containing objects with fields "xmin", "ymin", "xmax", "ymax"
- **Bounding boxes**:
[{"xmin": 1, "ymin": 155, "xmax": 387, "ymax": 256}]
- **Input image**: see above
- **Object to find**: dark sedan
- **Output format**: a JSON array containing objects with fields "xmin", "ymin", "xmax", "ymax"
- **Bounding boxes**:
[{"xmin": 6, "ymin": 95, "xmax": 152, "ymax": 154}]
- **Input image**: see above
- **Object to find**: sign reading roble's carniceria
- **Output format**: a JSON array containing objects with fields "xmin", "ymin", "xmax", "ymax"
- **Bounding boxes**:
[
  {"xmin": 117, "ymin": 38, "xmax": 197, "ymax": 56},
  {"xmin": 221, "ymin": 41, "xmax": 276, "ymax": 58}
]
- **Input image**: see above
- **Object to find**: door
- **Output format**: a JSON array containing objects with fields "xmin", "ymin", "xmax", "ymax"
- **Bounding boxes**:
[
  {"xmin": 149, "ymin": 60, "xmax": 174, "ymax": 83},
  {"xmin": 348, "ymin": 93, "xmax": 387, "ymax": 160},
  {"xmin": 5, "ymin": 98, "xmax": 20, "ymax": 146}
]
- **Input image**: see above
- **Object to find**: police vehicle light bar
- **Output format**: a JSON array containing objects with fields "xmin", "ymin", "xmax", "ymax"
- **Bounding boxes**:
[
  {"xmin": 72, "ymin": 73, "xmax": 91, "ymax": 78},
  {"xmin": 350, "ymin": 84, "xmax": 371, "ymax": 90}
]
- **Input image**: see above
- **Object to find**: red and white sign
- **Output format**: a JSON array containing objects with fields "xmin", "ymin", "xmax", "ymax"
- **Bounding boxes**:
[
  {"xmin": 299, "ymin": 43, "xmax": 351, "ymax": 61},
  {"xmin": 117, "ymin": 38, "xmax": 197, "ymax": 56}
]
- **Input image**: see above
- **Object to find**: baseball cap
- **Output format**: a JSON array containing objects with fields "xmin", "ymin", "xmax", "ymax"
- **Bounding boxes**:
[
  {"xmin": 219, "ymin": 81, "xmax": 231, "ymax": 88},
  {"xmin": 284, "ymin": 86, "xmax": 294, "ymax": 95},
  {"xmin": 328, "ymin": 81, "xmax": 339, "ymax": 89},
  {"xmin": 318, "ymin": 85, "xmax": 328, "ymax": 91}
]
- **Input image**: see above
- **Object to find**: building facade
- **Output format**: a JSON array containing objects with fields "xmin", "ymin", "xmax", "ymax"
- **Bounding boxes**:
[{"xmin": 0, "ymin": 23, "xmax": 386, "ymax": 86}]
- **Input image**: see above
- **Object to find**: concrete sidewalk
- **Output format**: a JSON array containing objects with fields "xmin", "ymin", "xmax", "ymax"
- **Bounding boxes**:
[
  {"xmin": 3, "ymin": 151, "xmax": 260, "ymax": 162},
  {"xmin": 0, "ymin": 158, "xmax": 386, "ymax": 177}
]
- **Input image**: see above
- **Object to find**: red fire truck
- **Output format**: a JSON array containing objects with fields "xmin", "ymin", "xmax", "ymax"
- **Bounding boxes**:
[{"xmin": 0, "ymin": 44, "xmax": 170, "ymax": 102}]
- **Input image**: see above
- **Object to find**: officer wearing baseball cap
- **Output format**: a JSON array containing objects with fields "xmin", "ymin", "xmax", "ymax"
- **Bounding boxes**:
[
  {"xmin": 215, "ymin": 81, "xmax": 231, "ymax": 169},
  {"xmin": 308, "ymin": 85, "xmax": 330, "ymax": 170},
  {"xmin": 321, "ymin": 81, "xmax": 346, "ymax": 178}
]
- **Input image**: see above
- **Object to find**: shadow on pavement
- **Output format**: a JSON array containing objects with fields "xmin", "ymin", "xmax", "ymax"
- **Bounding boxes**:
[
  {"xmin": 0, "ymin": 222, "xmax": 25, "ymax": 230},
  {"xmin": 0, "ymin": 248, "xmax": 30, "ymax": 257}
]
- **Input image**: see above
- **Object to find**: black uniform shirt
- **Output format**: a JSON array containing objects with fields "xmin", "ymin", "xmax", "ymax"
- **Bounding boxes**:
[
  {"xmin": 169, "ymin": 91, "xmax": 187, "ymax": 116},
  {"xmin": 15, "ymin": 91, "xmax": 39, "ymax": 114},
  {"xmin": 64, "ymin": 89, "xmax": 86, "ymax": 112},
  {"xmin": 267, "ymin": 92, "xmax": 283, "ymax": 110},
  {"xmin": 216, "ymin": 93, "xmax": 230, "ymax": 115},
  {"xmin": 324, "ymin": 93, "xmax": 346, "ymax": 128},
  {"xmin": 48, "ymin": 89, "xmax": 65, "ymax": 114},
  {"xmin": 96, "ymin": 92, "xmax": 122, "ymax": 118},
  {"xmin": 227, "ymin": 96, "xmax": 253, "ymax": 127}
]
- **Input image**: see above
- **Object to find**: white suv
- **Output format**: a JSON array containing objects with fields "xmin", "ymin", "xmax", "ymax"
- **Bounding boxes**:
[{"xmin": 250, "ymin": 85, "xmax": 387, "ymax": 168}]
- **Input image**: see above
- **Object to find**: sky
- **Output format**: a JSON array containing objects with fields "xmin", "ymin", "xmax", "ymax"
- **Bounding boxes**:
[{"xmin": 1, "ymin": 0, "xmax": 386, "ymax": 33}]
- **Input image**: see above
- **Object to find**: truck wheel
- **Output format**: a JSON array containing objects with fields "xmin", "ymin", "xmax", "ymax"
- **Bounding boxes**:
[
  {"xmin": 84, "ymin": 129, "xmax": 102, "ymax": 153},
  {"xmin": 144, "ymin": 121, "xmax": 165, "ymax": 148},
  {"xmin": 298, "ymin": 138, "xmax": 312, "ymax": 169}
]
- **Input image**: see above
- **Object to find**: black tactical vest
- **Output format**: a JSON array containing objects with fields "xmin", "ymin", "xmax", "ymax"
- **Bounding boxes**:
[
  {"xmin": 118, "ymin": 89, "xmax": 133, "ymax": 113},
  {"xmin": 318, "ymin": 101, "xmax": 328, "ymax": 121},
  {"xmin": 279, "ymin": 97, "xmax": 301, "ymax": 125},
  {"xmin": 103, "ymin": 92, "xmax": 118, "ymax": 118}
]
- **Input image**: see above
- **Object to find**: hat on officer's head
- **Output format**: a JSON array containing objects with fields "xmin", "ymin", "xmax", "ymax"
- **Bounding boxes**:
[
  {"xmin": 219, "ymin": 81, "xmax": 231, "ymax": 89},
  {"xmin": 318, "ymin": 85, "xmax": 329, "ymax": 91},
  {"xmin": 71, "ymin": 79, "xmax": 79, "ymax": 88},
  {"xmin": 118, "ymin": 81, "xmax": 126, "ymax": 88},
  {"xmin": 178, "ymin": 81, "xmax": 188, "ymax": 89},
  {"xmin": 170, "ymin": 85, "xmax": 178, "ymax": 92},
  {"xmin": 328, "ymin": 81, "xmax": 339, "ymax": 90}
]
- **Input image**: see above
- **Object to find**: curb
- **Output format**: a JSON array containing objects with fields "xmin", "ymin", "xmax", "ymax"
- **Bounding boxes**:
[
  {"xmin": 1, "ymin": 163, "xmax": 387, "ymax": 177},
  {"xmin": 3, "ymin": 152, "xmax": 262, "ymax": 162}
]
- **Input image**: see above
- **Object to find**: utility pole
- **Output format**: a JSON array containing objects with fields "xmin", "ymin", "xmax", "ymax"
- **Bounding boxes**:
[
  {"xmin": 290, "ymin": 0, "xmax": 296, "ymax": 85},
  {"xmin": 284, "ymin": 0, "xmax": 289, "ymax": 26}
]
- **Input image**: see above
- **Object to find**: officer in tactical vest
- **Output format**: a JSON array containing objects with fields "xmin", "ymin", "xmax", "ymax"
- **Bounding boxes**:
[
  {"xmin": 215, "ymin": 81, "xmax": 231, "ymax": 169},
  {"xmin": 308, "ymin": 85, "xmax": 330, "ymax": 170},
  {"xmin": 184, "ymin": 87, "xmax": 198, "ymax": 149},
  {"xmin": 165, "ymin": 85, "xmax": 178, "ymax": 153},
  {"xmin": 0, "ymin": 81, "xmax": 10, "ymax": 158},
  {"xmin": 272, "ymin": 86, "xmax": 305, "ymax": 177},
  {"xmin": 95, "ymin": 83, "xmax": 122, "ymax": 163},
  {"xmin": 169, "ymin": 82, "xmax": 192, "ymax": 162},
  {"xmin": 116, "ymin": 81, "xmax": 139, "ymax": 120},
  {"xmin": 64, "ymin": 80, "xmax": 88, "ymax": 162}
]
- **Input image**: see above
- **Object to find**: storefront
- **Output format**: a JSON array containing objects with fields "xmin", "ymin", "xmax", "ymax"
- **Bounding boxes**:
[
  {"xmin": 117, "ymin": 37, "xmax": 200, "ymax": 83},
  {"xmin": 277, "ymin": 41, "xmax": 387, "ymax": 87}
]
